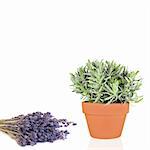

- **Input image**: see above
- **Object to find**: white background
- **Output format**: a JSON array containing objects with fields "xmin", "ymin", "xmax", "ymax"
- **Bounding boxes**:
[{"xmin": 0, "ymin": 0, "xmax": 150, "ymax": 150}]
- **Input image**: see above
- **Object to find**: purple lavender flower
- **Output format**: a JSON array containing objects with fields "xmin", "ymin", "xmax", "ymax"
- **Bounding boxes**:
[{"xmin": 0, "ymin": 112, "xmax": 77, "ymax": 146}]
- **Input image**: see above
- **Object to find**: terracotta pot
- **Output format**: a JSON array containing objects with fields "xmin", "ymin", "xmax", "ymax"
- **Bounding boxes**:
[{"xmin": 82, "ymin": 102, "xmax": 129, "ymax": 139}]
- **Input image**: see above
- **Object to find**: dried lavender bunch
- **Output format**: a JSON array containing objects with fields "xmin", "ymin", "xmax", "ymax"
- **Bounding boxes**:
[{"xmin": 0, "ymin": 112, "xmax": 76, "ymax": 146}]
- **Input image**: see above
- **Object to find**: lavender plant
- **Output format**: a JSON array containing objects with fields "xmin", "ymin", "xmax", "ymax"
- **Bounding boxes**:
[
  {"xmin": 70, "ymin": 60, "xmax": 143, "ymax": 104},
  {"xmin": 0, "ymin": 112, "xmax": 76, "ymax": 146}
]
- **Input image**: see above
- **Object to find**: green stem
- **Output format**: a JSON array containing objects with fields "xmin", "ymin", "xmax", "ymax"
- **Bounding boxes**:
[
  {"xmin": 0, "ymin": 126, "xmax": 18, "ymax": 133},
  {"xmin": 0, "ymin": 119, "xmax": 19, "ymax": 124},
  {"xmin": 0, "ymin": 129, "xmax": 17, "ymax": 139},
  {"xmin": 0, "ymin": 127, "xmax": 19, "ymax": 135}
]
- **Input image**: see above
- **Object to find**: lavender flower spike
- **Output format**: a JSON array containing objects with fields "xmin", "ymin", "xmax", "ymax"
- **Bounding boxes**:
[{"xmin": 0, "ymin": 112, "xmax": 77, "ymax": 146}]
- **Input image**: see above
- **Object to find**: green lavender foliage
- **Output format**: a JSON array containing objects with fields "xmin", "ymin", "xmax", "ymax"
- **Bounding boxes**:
[{"xmin": 70, "ymin": 60, "xmax": 143, "ymax": 104}]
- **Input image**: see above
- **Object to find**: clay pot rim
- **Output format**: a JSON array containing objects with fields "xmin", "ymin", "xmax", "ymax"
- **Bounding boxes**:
[
  {"xmin": 82, "ymin": 101, "xmax": 129, "ymax": 115},
  {"xmin": 82, "ymin": 101, "xmax": 129, "ymax": 105}
]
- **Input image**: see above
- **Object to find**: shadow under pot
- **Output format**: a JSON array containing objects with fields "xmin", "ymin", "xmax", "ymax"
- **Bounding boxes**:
[{"xmin": 82, "ymin": 102, "xmax": 129, "ymax": 139}]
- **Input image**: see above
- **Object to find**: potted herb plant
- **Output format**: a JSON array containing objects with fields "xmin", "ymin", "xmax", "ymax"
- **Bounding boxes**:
[{"xmin": 70, "ymin": 60, "xmax": 143, "ymax": 139}]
